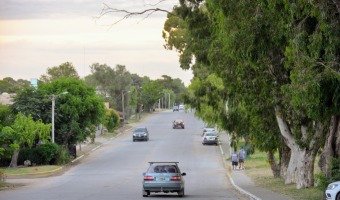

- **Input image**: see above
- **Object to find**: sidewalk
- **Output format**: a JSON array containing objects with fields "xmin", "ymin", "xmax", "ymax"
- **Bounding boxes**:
[{"xmin": 218, "ymin": 133, "xmax": 294, "ymax": 200}]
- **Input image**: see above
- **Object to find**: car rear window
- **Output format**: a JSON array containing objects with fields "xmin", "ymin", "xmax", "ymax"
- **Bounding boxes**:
[{"xmin": 148, "ymin": 165, "xmax": 178, "ymax": 173}]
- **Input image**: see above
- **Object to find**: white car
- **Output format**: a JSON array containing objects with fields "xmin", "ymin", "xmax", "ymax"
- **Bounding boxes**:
[
  {"xmin": 325, "ymin": 181, "xmax": 340, "ymax": 200},
  {"xmin": 202, "ymin": 131, "xmax": 218, "ymax": 145},
  {"xmin": 202, "ymin": 127, "xmax": 216, "ymax": 136}
]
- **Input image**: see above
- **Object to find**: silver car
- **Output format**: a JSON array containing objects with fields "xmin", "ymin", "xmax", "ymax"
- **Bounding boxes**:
[
  {"xmin": 132, "ymin": 127, "xmax": 149, "ymax": 142},
  {"xmin": 142, "ymin": 162, "xmax": 186, "ymax": 197},
  {"xmin": 202, "ymin": 131, "xmax": 218, "ymax": 145}
]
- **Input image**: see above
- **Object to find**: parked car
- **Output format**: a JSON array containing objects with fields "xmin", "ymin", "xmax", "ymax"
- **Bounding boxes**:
[
  {"xmin": 202, "ymin": 126, "xmax": 216, "ymax": 136},
  {"xmin": 132, "ymin": 127, "xmax": 149, "ymax": 142},
  {"xmin": 173, "ymin": 119, "xmax": 185, "ymax": 129},
  {"xmin": 325, "ymin": 181, "xmax": 340, "ymax": 200},
  {"xmin": 142, "ymin": 162, "xmax": 186, "ymax": 197},
  {"xmin": 202, "ymin": 131, "xmax": 218, "ymax": 145},
  {"xmin": 173, "ymin": 106, "xmax": 179, "ymax": 112}
]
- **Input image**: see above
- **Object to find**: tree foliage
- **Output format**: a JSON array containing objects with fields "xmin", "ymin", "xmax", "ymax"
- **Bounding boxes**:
[
  {"xmin": 40, "ymin": 62, "xmax": 80, "ymax": 83},
  {"xmin": 162, "ymin": 0, "xmax": 340, "ymax": 188},
  {"xmin": 0, "ymin": 112, "xmax": 51, "ymax": 168}
]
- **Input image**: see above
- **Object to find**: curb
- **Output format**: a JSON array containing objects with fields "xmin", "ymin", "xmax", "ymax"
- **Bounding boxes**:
[{"xmin": 219, "ymin": 144, "xmax": 262, "ymax": 200}]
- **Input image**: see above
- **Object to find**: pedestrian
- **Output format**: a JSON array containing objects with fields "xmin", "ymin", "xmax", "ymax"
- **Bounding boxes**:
[
  {"xmin": 231, "ymin": 151, "xmax": 239, "ymax": 170},
  {"xmin": 238, "ymin": 146, "xmax": 246, "ymax": 170}
]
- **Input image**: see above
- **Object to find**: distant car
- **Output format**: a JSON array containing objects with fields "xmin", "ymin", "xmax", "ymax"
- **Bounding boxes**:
[
  {"xmin": 142, "ymin": 162, "xmax": 186, "ymax": 197},
  {"xmin": 325, "ymin": 181, "xmax": 340, "ymax": 200},
  {"xmin": 202, "ymin": 131, "xmax": 218, "ymax": 145},
  {"xmin": 132, "ymin": 127, "xmax": 149, "ymax": 142},
  {"xmin": 173, "ymin": 119, "xmax": 185, "ymax": 129},
  {"xmin": 179, "ymin": 105, "xmax": 184, "ymax": 110},
  {"xmin": 173, "ymin": 106, "xmax": 179, "ymax": 112}
]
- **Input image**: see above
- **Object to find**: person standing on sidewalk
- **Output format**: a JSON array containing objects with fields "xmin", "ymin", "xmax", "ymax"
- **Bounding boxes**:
[
  {"xmin": 231, "ymin": 151, "xmax": 239, "ymax": 170},
  {"xmin": 238, "ymin": 146, "xmax": 246, "ymax": 170}
]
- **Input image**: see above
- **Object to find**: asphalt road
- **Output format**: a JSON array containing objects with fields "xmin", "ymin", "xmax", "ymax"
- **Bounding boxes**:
[{"xmin": 1, "ymin": 110, "xmax": 246, "ymax": 200}]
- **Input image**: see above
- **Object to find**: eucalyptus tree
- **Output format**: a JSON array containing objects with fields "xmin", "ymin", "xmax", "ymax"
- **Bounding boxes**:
[
  {"xmin": 140, "ymin": 80, "xmax": 164, "ymax": 112},
  {"xmin": 40, "ymin": 62, "xmax": 80, "ymax": 83},
  {"xmin": 164, "ymin": 0, "xmax": 340, "ymax": 189}
]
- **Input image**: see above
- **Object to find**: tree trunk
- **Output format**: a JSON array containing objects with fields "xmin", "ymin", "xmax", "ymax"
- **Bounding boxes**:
[
  {"xmin": 275, "ymin": 106, "xmax": 323, "ymax": 189},
  {"xmin": 9, "ymin": 150, "xmax": 19, "ymax": 168},
  {"xmin": 279, "ymin": 141, "xmax": 291, "ymax": 177},
  {"xmin": 285, "ymin": 147, "xmax": 316, "ymax": 189},
  {"xmin": 318, "ymin": 115, "xmax": 340, "ymax": 177},
  {"xmin": 267, "ymin": 152, "xmax": 280, "ymax": 178}
]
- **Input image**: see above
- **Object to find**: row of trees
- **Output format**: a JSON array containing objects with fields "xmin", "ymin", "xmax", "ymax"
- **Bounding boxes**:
[
  {"xmin": 0, "ymin": 62, "xmax": 186, "ymax": 168},
  {"xmin": 159, "ymin": 0, "xmax": 340, "ymax": 189}
]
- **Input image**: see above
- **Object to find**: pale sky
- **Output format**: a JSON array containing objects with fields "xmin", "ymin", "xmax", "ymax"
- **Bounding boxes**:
[{"xmin": 0, "ymin": 0, "xmax": 193, "ymax": 86}]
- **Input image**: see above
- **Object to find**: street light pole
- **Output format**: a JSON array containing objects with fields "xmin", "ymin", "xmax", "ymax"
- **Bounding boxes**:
[
  {"xmin": 51, "ymin": 91, "xmax": 68, "ymax": 143},
  {"xmin": 122, "ymin": 90, "xmax": 130, "ymax": 126}
]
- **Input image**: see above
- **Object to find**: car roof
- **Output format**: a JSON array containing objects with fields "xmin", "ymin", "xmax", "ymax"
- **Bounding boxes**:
[{"xmin": 148, "ymin": 162, "xmax": 179, "ymax": 165}]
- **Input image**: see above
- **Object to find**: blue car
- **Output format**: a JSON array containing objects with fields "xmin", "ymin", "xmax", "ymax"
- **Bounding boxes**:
[{"xmin": 142, "ymin": 162, "xmax": 186, "ymax": 197}]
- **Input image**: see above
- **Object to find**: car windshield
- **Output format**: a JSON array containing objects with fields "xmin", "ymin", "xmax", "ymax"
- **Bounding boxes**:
[
  {"xmin": 134, "ymin": 128, "xmax": 146, "ymax": 132},
  {"xmin": 147, "ymin": 165, "xmax": 178, "ymax": 173},
  {"xmin": 175, "ymin": 120, "xmax": 183, "ymax": 123}
]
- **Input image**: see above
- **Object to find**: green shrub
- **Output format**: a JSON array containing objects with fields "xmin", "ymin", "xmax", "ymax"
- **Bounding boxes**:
[
  {"xmin": 317, "ymin": 157, "xmax": 340, "ymax": 190},
  {"xmin": 55, "ymin": 147, "xmax": 70, "ymax": 165},
  {"xmin": 34, "ymin": 143, "xmax": 60, "ymax": 165}
]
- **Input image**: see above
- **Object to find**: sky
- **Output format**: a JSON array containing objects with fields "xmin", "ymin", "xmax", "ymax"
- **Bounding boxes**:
[{"xmin": 0, "ymin": 0, "xmax": 193, "ymax": 86}]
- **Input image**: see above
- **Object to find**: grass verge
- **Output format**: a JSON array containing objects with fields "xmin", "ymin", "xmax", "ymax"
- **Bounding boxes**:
[
  {"xmin": 2, "ymin": 165, "xmax": 62, "ymax": 176},
  {"xmin": 245, "ymin": 151, "xmax": 324, "ymax": 200}
]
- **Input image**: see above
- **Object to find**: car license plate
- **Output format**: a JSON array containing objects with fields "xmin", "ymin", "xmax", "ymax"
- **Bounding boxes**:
[{"xmin": 156, "ymin": 177, "xmax": 169, "ymax": 181}]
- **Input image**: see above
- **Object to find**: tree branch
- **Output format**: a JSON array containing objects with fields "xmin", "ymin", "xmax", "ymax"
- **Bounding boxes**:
[{"xmin": 93, "ymin": 2, "xmax": 177, "ymax": 27}]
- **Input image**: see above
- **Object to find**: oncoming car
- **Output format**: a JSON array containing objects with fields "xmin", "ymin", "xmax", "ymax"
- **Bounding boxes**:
[
  {"xmin": 173, "ymin": 119, "xmax": 185, "ymax": 129},
  {"xmin": 142, "ymin": 162, "xmax": 186, "ymax": 197},
  {"xmin": 325, "ymin": 181, "xmax": 340, "ymax": 200},
  {"xmin": 132, "ymin": 127, "xmax": 149, "ymax": 142}
]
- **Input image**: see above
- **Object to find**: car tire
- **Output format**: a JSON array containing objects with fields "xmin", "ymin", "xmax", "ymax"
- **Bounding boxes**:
[
  {"xmin": 143, "ymin": 190, "xmax": 149, "ymax": 197},
  {"xmin": 178, "ymin": 188, "xmax": 184, "ymax": 197},
  {"xmin": 336, "ymin": 192, "xmax": 340, "ymax": 200},
  {"xmin": 133, "ymin": 139, "xmax": 135, "ymax": 142}
]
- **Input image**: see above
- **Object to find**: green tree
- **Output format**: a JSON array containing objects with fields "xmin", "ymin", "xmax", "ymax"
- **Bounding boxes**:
[
  {"xmin": 40, "ymin": 78, "xmax": 105, "ymax": 146},
  {"xmin": 40, "ymin": 62, "xmax": 80, "ymax": 83},
  {"xmin": 164, "ymin": 0, "xmax": 340, "ymax": 189},
  {"xmin": 0, "ymin": 77, "xmax": 30, "ymax": 93},
  {"xmin": 140, "ymin": 80, "xmax": 164, "ymax": 112},
  {"xmin": 1, "ymin": 112, "xmax": 51, "ymax": 168}
]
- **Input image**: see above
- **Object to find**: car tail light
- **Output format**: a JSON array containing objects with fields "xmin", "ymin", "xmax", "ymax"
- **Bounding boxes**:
[
  {"xmin": 144, "ymin": 176, "xmax": 154, "ymax": 181},
  {"xmin": 170, "ymin": 176, "xmax": 181, "ymax": 181}
]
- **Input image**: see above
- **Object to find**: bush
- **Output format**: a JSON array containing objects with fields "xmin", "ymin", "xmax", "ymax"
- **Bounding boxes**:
[
  {"xmin": 34, "ymin": 143, "xmax": 60, "ymax": 165},
  {"xmin": 18, "ymin": 143, "xmax": 61, "ymax": 165},
  {"xmin": 55, "ymin": 147, "xmax": 70, "ymax": 165},
  {"xmin": 317, "ymin": 157, "xmax": 340, "ymax": 190}
]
